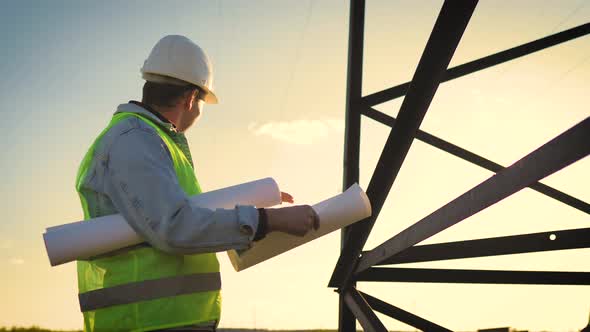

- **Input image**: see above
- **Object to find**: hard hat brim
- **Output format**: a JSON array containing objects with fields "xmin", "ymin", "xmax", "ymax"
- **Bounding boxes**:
[{"xmin": 200, "ymin": 86, "xmax": 218, "ymax": 104}]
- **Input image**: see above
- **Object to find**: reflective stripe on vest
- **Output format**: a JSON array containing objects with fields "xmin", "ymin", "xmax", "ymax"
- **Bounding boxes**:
[{"xmin": 79, "ymin": 272, "xmax": 221, "ymax": 312}]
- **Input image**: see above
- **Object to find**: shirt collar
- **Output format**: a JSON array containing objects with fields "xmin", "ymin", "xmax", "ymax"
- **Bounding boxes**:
[{"xmin": 114, "ymin": 101, "xmax": 177, "ymax": 132}]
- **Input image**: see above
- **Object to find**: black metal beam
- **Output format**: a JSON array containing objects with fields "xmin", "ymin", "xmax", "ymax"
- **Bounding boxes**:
[
  {"xmin": 340, "ymin": 0, "xmax": 365, "ymax": 331},
  {"xmin": 360, "ymin": 292, "xmax": 453, "ymax": 332},
  {"xmin": 362, "ymin": 106, "xmax": 590, "ymax": 214},
  {"xmin": 357, "ymin": 268, "xmax": 590, "ymax": 285},
  {"xmin": 342, "ymin": 0, "xmax": 364, "ymax": 201},
  {"xmin": 343, "ymin": 287, "xmax": 388, "ymax": 332},
  {"xmin": 372, "ymin": 228, "xmax": 590, "ymax": 265},
  {"xmin": 329, "ymin": 0, "xmax": 479, "ymax": 289},
  {"xmin": 362, "ymin": 23, "xmax": 590, "ymax": 107},
  {"xmin": 356, "ymin": 117, "xmax": 590, "ymax": 273}
]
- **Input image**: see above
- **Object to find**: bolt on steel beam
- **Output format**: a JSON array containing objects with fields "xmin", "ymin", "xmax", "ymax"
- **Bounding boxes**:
[{"xmin": 371, "ymin": 227, "xmax": 590, "ymax": 265}]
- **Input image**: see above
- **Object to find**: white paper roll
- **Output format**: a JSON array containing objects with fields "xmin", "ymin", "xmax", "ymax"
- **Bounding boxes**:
[
  {"xmin": 44, "ymin": 177, "xmax": 281, "ymax": 266},
  {"xmin": 227, "ymin": 183, "xmax": 371, "ymax": 271}
]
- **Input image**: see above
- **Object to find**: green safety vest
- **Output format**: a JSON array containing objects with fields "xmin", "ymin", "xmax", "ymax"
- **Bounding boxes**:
[{"xmin": 76, "ymin": 112, "xmax": 221, "ymax": 332}]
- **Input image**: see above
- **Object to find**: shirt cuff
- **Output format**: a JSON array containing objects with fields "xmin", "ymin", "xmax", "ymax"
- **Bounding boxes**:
[
  {"xmin": 253, "ymin": 208, "xmax": 268, "ymax": 241},
  {"xmin": 235, "ymin": 205, "xmax": 260, "ymax": 242}
]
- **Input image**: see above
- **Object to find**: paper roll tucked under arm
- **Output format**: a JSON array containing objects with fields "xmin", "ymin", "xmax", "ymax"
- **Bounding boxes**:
[
  {"xmin": 44, "ymin": 177, "xmax": 281, "ymax": 266},
  {"xmin": 227, "ymin": 183, "xmax": 372, "ymax": 271}
]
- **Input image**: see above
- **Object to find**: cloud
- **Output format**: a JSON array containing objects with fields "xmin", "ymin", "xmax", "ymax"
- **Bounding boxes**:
[
  {"xmin": 249, "ymin": 119, "xmax": 344, "ymax": 145},
  {"xmin": 9, "ymin": 257, "xmax": 24, "ymax": 265}
]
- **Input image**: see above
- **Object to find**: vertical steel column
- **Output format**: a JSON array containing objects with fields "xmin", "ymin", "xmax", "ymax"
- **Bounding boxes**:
[
  {"xmin": 340, "ymin": 0, "xmax": 365, "ymax": 330},
  {"xmin": 331, "ymin": 0, "xmax": 478, "ymax": 289}
]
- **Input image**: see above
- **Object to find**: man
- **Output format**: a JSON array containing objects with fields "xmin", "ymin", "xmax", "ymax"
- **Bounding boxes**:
[{"xmin": 75, "ymin": 35, "xmax": 320, "ymax": 332}]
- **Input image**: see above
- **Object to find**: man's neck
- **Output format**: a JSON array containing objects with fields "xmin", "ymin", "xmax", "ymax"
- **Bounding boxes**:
[
  {"xmin": 131, "ymin": 100, "xmax": 180, "ymax": 128},
  {"xmin": 153, "ymin": 108, "xmax": 181, "ymax": 128}
]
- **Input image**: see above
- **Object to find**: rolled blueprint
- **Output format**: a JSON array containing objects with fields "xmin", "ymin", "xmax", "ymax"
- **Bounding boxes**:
[
  {"xmin": 44, "ymin": 177, "xmax": 281, "ymax": 266},
  {"xmin": 227, "ymin": 183, "xmax": 371, "ymax": 271}
]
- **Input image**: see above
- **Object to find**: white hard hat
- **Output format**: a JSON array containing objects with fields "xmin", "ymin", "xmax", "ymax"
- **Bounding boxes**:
[{"xmin": 141, "ymin": 35, "xmax": 218, "ymax": 104}]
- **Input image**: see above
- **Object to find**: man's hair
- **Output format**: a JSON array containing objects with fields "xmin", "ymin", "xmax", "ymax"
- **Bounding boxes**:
[{"xmin": 142, "ymin": 81, "xmax": 199, "ymax": 108}]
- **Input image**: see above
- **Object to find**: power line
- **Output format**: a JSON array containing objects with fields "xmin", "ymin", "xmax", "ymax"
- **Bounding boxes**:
[
  {"xmin": 278, "ymin": 0, "xmax": 316, "ymax": 119},
  {"xmin": 547, "ymin": 52, "xmax": 590, "ymax": 89},
  {"xmin": 495, "ymin": 1, "xmax": 589, "ymax": 79},
  {"xmin": 550, "ymin": 0, "xmax": 589, "ymax": 33}
]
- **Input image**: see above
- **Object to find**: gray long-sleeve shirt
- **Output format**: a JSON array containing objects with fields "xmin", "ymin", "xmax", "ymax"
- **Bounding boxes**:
[{"xmin": 79, "ymin": 101, "xmax": 260, "ymax": 255}]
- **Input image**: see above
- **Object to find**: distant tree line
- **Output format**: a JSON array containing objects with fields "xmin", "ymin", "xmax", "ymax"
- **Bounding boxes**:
[{"xmin": 0, "ymin": 327, "xmax": 81, "ymax": 332}]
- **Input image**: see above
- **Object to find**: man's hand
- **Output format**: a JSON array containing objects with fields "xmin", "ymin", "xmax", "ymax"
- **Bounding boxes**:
[
  {"xmin": 265, "ymin": 205, "xmax": 320, "ymax": 237},
  {"xmin": 281, "ymin": 191, "xmax": 294, "ymax": 203}
]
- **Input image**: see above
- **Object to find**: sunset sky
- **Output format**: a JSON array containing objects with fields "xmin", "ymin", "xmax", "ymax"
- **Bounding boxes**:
[{"xmin": 0, "ymin": 1, "xmax": 588, "ymax": 331}]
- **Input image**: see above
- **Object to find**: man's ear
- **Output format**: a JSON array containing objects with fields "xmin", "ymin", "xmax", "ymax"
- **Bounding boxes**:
[{"xmin": 184, "ymin": 89, "xmax": 197, "ymax": 111}]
